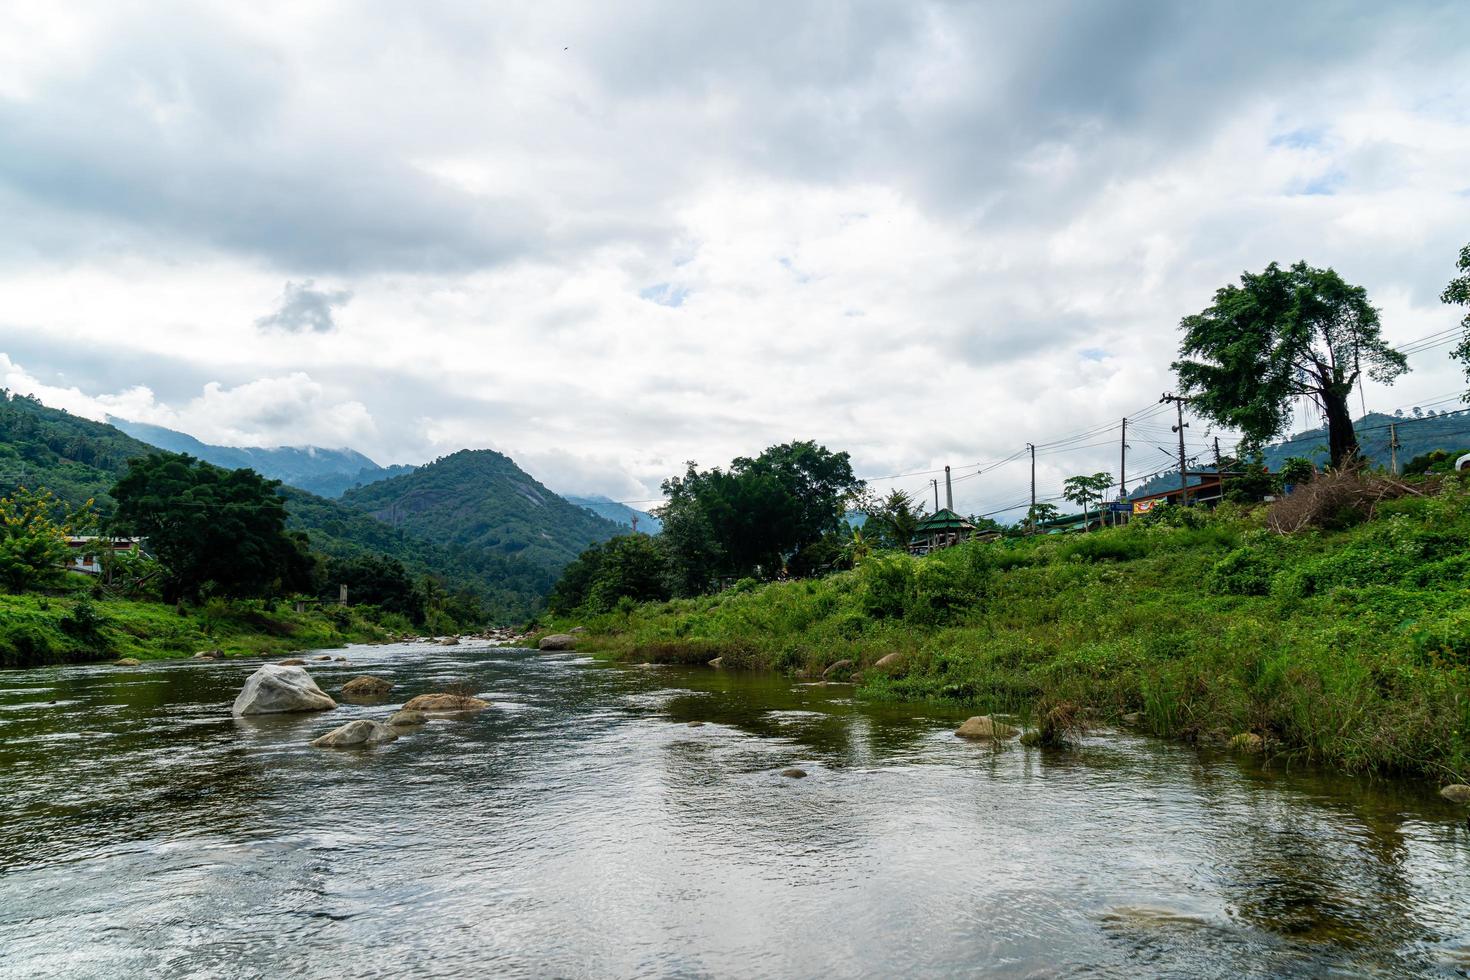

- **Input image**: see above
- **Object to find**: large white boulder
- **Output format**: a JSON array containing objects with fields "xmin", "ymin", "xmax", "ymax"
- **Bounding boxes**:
[{"xmin": 232, "ymin": 665, "xmax": 337, "ymax": 716}]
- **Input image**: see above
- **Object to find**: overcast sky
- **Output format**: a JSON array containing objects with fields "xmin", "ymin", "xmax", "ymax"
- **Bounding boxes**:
[{"xmin": 2, "ymin": 1, "xmax": 1469, "ymax": 515}]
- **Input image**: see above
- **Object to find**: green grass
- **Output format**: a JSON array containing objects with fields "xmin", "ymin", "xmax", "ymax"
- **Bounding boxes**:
[
  {"xmin": 550, "ymin": 484, "xmax": 1470, "ymax": 781},
  {"xmin": 0, "ymin": 588, "xmax": 412, "ymax": 668}
]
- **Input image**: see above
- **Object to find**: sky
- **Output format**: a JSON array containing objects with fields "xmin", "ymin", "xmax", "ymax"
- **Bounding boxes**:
[{"xmin": 2, "ymin": 1, "xmax": 1469, "ymax": 517}]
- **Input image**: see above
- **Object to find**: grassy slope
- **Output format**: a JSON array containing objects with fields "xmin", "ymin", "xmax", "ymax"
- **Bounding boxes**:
[
  {"xmin": 0, "ymin": 588, "xmax": 408, "ymax": 667},
  {"xmin": 558, "ymin": 482, "xmax": 1470, "ymax": 780}
]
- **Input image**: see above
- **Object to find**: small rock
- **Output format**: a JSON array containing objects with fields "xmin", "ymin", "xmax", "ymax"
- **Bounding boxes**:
[
  {"xmin": 873, "ymin": 652, "xmax": 904, "ymax": 671},
  {"xmin": 780, "ymin": 768, "xmax": 808, "ymax": 779},
  {"xmin": 1120, "ymin": 712, "xmax": 1143, "ymax": 726},
  {"xmin": 538, "ymin": 634, "xmax": 576, "ymax": 651},
  {"xmin": 1440, "ymin": 784, "xmax": 1470, "ymax": 804},
  {"xmin": 1228, "ymin": 732, "xmax": 1265, "ymax": 754},
  {"xmin": 341, "ymin": 676, "xmax": 394, "ymax": 699},
  {"xmin": 113, "ymin": 657, "xmax": 142, "ymax": 667},
  {"xmin": 402, "ymin": 693, "xmax": 490, "ymax": 713},
  {"xmin": 310, "ymin": 719, "xmax": 399, "ymax": 749},
  {"xmin": 276, "ymin": 658, "xmax": 307, "ymax": 666},
  {"xmin": 708, "ymin": 657, "xmax": 724, "ymax": 668},
  {"xmin": 232, "ymin": 665, "xmax": 337, "ymax": 716},
  {"xmin": 388, "ymin": 709, "xmax": 429, "ymax": 727},
  {"xmin": 438, "ymin": 636, "xmax": 460, "ymax": 646},
  {"xmin": 569, "ymin": 626, "xmax": 587, "ymax": 634},
  {"xmin": 955, "ymin": 716, "xmax": 1019, "ymax": 740},
  {"xmin": 335, "ymin": 656, "xmax": 348, "ymax": 662},
  {"xmin": 822, "ymin": 659, "xmax": 855, "ymax": 680},
  {"xmin": 193, "ymin": 649, "xmax": 223, "ymax": 660},
  {"xmin": 687, "ymin": 721, "xmax": 706, "ymax": 727},
  {"xmin": 313, "ymin": 655, "xmax": 332, "ymax": 661}
]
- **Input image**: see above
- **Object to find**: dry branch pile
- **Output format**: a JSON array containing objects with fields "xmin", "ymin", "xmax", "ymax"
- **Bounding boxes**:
[{"xmin": 1267, "ymin": 467, "xmax": 1430, "ymax": 533}]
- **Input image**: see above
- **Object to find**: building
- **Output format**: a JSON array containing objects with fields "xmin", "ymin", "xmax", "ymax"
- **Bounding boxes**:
[
  {"xmin": 908, "ymin": 508, "xmax": 976, "ymax": 554},
  {"xmin": 62, "ymin": 536, "xmax": 142, "ymax": 576}
]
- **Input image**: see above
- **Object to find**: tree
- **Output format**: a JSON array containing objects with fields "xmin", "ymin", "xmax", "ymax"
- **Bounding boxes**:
[
  {"xmin": 657, "ymin": 441, "xmax": 863, "ymax": 585},
  {"xmin": 110, "ymin": 454, "xmax": 315, "ymax": 602},
  {"xmin": 1026, "ymin": 502, "xmax": 1060, "ymax": 528},
  {"xmin": 1445, "ymin": 242, "xmax": 1470, "ymax": 398},
  {"xmin": 1173, "ymin": 261, "xmax": 1408, "ymax": 468},
  {"xmin": 1061, "ymin": 472, "xmax": 1112, "ymax": 531},
  {"xmin": 548, "ymin": 534, "xmax": 671, "ymax": 613},
  {"xmin": 323, "ymin": 553, "xmax": 422, "ymax": 621},
  {"xmin": 858, "ymin": 488, "xmax": 927, "ymax": 551},
  {"xmin": 0, "ymin": 487, "xmax": 94, "ymax": 592}
]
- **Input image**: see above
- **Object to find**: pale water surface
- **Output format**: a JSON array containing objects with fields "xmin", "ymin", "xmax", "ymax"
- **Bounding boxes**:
[{"xmin": 1, "ymin": 641, "xmax": 1468, "ymax": 978}]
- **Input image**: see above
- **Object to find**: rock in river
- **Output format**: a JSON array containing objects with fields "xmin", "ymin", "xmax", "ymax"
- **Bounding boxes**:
[
  {"xmin": 872, "ymin": 652, "xmax": 904, "ymax": 672},
  {"xmin": 822, "ymin": 659, "xmax": 855, "ymax": 680},
  {"xmin": 341, "ymin": 675, "xmax": 394, "ymax": 699},
  {"xmin": 780, "ymin": 768, "xmax": 808, "ymax": 779},
  {"xmin": 276, "ymin": 658, "xmax": 307, "ymax": 666},
  {"xmin": 1441, "ymin": 784, "xmax": 1470, "ymax": 804},
  {"xmin": 113, "ymin": 658, "xmax": 141, "ymax": 667},
  {"xmin": 232, "ymin": 665, "xmax": 337, "ymax": 717},
  {"xmin": 389, "ymin": 710, "xmax": 429, "ymax": 727},
  {"xmin": 402, "ymin": 693, "xmax": 490, "ymax": 713},
  {"xmin": 538, "ymin": 634, "xmax": 576, "ymax": 651},
  {"xmin": 956, "ymin": 716, "xmax": 1018, "ymax": 740},
  {"xmin": 311, "ymin": 719, "xmax": 399, "ymax": 749}
]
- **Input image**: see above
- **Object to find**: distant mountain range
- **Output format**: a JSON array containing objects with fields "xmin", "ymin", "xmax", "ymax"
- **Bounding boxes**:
[
  {"xmin": 564, "ymin": 494, "xmax": 662, "ymax": 533},
  {"xmin": 107, "ymin": 418, "xmax": 415, "ymax": 497}
]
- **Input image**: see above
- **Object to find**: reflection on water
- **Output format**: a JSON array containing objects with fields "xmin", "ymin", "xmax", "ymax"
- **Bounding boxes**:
[{"xmin": 0, "ymin": 643, "xmax": 1467, "ymax": 978}]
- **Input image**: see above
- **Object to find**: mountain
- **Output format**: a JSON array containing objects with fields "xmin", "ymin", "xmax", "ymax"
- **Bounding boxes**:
[
  {"xmin": 340, "ymin": 449, "xmax": 625, "ymax": 578},
  {"xmin": 0, "ymin": 391, "xmax": 542, "ymax": 619},
  {"xmin": 564, "ymin": 494, "xmax": 662, "ymax": 534},
  {"xmin": 108, "ymin": 417, "xmax": 413, "ymax": 497}
]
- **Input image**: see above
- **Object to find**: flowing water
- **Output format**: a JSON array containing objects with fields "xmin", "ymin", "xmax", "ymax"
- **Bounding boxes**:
[{"xmin": 1, "ymin": 641, "xmax": 1468, "ymax": 978}]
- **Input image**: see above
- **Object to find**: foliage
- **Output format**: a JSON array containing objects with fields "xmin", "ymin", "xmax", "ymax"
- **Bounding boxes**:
[
  {"xmin": 859, "ymin": 488, "xmax": 928, "ymax": 551},
  {"xmin": 555, "ymin": 480, "xmax": 1470, "ymax": 779},
  {"xmin": 321, "ymin": 552, "xmax": 425, "ymax": 622},
  {"xmin": 1026, "ymin": 502, "xmax": 1060, "ymax": 527},
  {"xmin": 110, "ymin": 454, "xmax": 316, "ymax": 602},
  {"xmin": 1444, "ymin": 241, "xmax": 1470, "ymax": 399},
  {"xmin": 657, "ymin": 440, "xmax": 863, "ymax": 585},
  {"xmin": 1222, "ymin": 456, "xmax": 1279, "ymax": 504},
  {"xmin": 548, "ymin": 533, "xmax": 671, "ymax": 614},
  {"xmin": 1173, "ymin": 261, "xmax": 1408, "ymax": 467},
  {"xmin": 0, "ymin": 486, "xmax": 95, "ymax": 592},
  {"xmin": 1403, "ymin": 448, "xmax": 1470, "ymax": 477},
  {"xmin": 1279, "ymin": 456, "xmax": 1317, "ymax": 485},
  {"xmin": 1265, "ymin": 467, "xmax": 1422, "ymax": 534},
  {"xmin": 1061, "ymin": 472, "xmax": 1112, "ymax": 527}
]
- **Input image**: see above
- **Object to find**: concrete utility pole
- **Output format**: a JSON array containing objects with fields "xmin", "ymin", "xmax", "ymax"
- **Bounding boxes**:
[
  {"xmin": 1027, "ymin": 443, "xmax": 1036, "ymax": 530},
  {"xmin": 944, "ymin": 465, "xmax": 953, "ymax": 512},
  {"xmin": 1389, "ymin": 423, "xmax": 1401, "ymax": 475},
  {"xmin": 1161, "ymin": 393, "xmax": 1190, "ymax": 504},
  {"xmin": 1118, "ymin": 417, "xmax": 1128, "ymax": 499},
  {"xmin": 931, "ymin": 479, "xmax": 940, "ymax": 512},
  {"xmin": 1213, "ymin": 436, "xmax": 1223, "ymax": 473}
]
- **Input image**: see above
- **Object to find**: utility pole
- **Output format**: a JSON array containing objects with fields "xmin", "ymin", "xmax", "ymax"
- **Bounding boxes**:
[
  {"xmin": 1213, "ymin": 436, "xmax": 1223, "ymax": 473},
  {"xmin": 1027, "ymin": 443, "xmax": 1036, "ymax": 531},
  {"xmin": 1161, "ymin": 393, "xmax": 1190, "ymax": 505},
  {"xmin": 944, "ymin": 465, "xmax": 953, "ymax": 512},
  {"xmin": 1389, "ymin": 423, "xmax": 1401, "ymax": 476},
  {"xmin": 631, "ymin": 513, "xmax": 639, "ymax": 534},
  {"xmin": 931, "ymin": 479, "xmax": 940, "ymax": 512},
  {"xmin": 1118, "ymin": 417, "xmax": 1128, "ymax": 499}
]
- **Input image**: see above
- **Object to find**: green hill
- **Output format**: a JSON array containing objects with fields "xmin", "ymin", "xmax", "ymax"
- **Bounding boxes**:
[
  {"xmin": 340, "ymin": 449, "xmax": 624, "ymax": 581},
  {"xmin": 0, "ymin": 390, "xmax": 543, "ymax": 619}
]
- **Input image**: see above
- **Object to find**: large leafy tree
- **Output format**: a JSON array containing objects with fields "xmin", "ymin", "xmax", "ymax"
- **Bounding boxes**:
[
  {"xmin": 657, "ymin": 441, "xmax": 863, "ymax": 586},
  {"xmin": 110, "ymin": 454, "xmax": 316, "ymax": 602},
  {"xmin": 1173, "ymin": 261, "xmax": 1407, "ymax": 468},
  {"xmin": 0, "ymin": 487, "xmax": 95, "ymax": 592},
  {"xmin": 548, "ymin": 534, "xmax": 671, "ymax": 614},
  {"xmin": 1445, "ymin": 242, "xmax": 1470, "ymax": 398},
  {"xmin": 322, "ymin": 553, "xmax": 421, "ymax": 622}
]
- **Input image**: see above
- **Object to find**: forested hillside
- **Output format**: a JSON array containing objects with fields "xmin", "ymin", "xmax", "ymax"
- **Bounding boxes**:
[
  {"xmin": 341, "ymin": 449, "xmax": 624, "ymax": 579},
  {"xmin": 0, "ymin": 391, "xmax": 544, "ymax": 619}
]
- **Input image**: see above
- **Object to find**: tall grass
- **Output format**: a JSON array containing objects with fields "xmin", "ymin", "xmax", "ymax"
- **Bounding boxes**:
[{"xmin": 558, "ymin": 481, "xmax": 1470, "ymax": 780}]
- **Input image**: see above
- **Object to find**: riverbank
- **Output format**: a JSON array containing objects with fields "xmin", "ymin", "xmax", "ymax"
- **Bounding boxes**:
[
  {"xmin": 550, "ymin": 478, "xmax": 1470, "ymax": 781},
  {"xmin": 0, "ymin": 592, "xmax": 410, "ymax": 667}
]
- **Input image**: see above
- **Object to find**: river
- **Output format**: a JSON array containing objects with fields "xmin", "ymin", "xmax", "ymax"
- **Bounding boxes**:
[{"xmin": 1, "ymin": 641, "xmax": 1467, "ymax": 978}]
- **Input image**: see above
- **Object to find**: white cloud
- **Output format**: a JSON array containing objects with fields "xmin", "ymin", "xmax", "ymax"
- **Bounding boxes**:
[{"xmin": 1, "ymin": 2, "xmax": 1469, "ymax": 512}]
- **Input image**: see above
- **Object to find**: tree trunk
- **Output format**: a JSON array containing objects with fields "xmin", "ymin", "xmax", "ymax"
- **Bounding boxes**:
[{"xmin": 1323, "ymin": 389, "xmax": 1360, "ymax": 468}]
